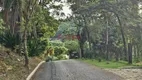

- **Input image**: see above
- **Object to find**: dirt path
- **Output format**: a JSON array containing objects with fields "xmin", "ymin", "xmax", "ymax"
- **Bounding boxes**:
[
  {"xmin": 105, "ymin": 69, "xmax": 142, "ymax": 80},
  {"xmin": 32, "ymin": 60, "xmax": 123, "ymax": 80}
]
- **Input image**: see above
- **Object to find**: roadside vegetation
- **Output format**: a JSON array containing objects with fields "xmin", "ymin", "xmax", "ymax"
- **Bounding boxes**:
[
  {"xmin": 0, "ymin": 0, "xmax": 63, "ymax": 79},
  {"xmin": 0, "ymin": 0, "xmax": 142, "ymax": 80},
  {"xmin": 63, "ymin": 0, "xmax": 142, "ymax": 67},
  {"xmin": 0, "ymin": 46, "xmax": 42, "ymax": 80},
  {"xmin": 78, "ymin": 59, "xmax": 142, "ymax": 68}
]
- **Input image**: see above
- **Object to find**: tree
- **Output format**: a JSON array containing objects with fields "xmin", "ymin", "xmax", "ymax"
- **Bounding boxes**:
[
  {"xmin": 0, "ymin": 0, "xmax": 62, "ymax": 68},
  {"xmin": 66, "ymin": 0, "xmax": 142, "ymax": 63}
]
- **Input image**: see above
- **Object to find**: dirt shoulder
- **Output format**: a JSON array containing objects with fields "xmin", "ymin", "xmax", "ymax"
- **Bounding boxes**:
[
  {"xmin": 0, "ymin": 47, "xmax": 42, "ymax": 80},
  {"xmin": 104, "ymin": 68, "xmax": 142, "ymax": 80}
]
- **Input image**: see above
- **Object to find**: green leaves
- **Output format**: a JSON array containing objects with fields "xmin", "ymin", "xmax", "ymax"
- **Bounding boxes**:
[
  {"xmin": 4, "ymin": 0, "xmax": 14, "ymax": 9},
  {"xmin": 0, "ymin": 19, "xmax": 4, "ymax": 32},
  {"xmin": 50, "ymin": 40, "xmax": 64, "ymax": 47},
  {"xmin": 27, "ymin": 38, "xmax": 47, "ymax": 57},
  {"xmin": 0, "ymin": 29, "xmax": 21, "ymax": 49},
  {"xmin": 64, "ymin": 40, "xmax": 79, "ymax": 51}
]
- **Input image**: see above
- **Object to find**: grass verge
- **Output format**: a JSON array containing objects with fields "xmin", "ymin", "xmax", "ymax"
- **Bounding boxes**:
[{"xmin": 78, "ymin": 59, "xmax": 142, "ymax": 68}]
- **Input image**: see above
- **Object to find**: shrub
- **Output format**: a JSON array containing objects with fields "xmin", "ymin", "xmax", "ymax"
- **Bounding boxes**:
[
  {"xmin": 28, "ymin": 38, "xmax": 48, "ymax": 57},
  {"xmin": 0, "ymin": 19, "xmax": 5, "ymax": 35},
  {"xmin": 56, "ymin": 54, "xmax": 69, "ymax": 60},
  {"xmin": 50, "ymin": 40, "xmax": 64, "ymax": 47},
  {"xmin": 64, "ymin": 40, "xmax": 79, "ymax": 52},
  {"xmin": 0, "ymin": 30, "xmax": 21, "ymax": 49},
  {"xmin": 84, "ymin": 49, "xmax": 94, "ymax": 59},
  {"xmin": 49, "ymin": 40, "xmax": 68, "ymax": 59},
  {"xmin": 54, "ymin": 46, "xmax": 68, "ymax": 56}
]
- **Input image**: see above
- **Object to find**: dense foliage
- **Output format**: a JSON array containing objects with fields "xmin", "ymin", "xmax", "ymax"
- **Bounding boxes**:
[
  {"xmin": 63, "ymin": 0, "xmax": 142, "ymax": 64},
  {"xmin": 0, "ymin": 0, "xmax": 142, "ymax": 67},
  {"xmin": 0, "ymin": 0, "xmax": 62, "ymax": 67},
  {"xmin": 49, "ymin": 40, "xmax": 68, "ymax": 60}
]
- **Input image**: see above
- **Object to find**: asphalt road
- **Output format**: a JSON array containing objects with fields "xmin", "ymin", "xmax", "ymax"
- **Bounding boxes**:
[{"xmin": 32, "ymin": 60, "xmax": 123, "ymax": 80}]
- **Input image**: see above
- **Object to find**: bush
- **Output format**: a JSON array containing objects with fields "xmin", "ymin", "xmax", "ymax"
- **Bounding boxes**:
[
  {"xmin": 0, "ymin": 19, "xmax": 5, "ymax": 35},
  {"xmin": 53, "ymin": 46, "xmax": 68, "ymax": 60},
  {"xmin": 48, "ymin": 40, "xmax": 69, "ymax": 60},
  {"xmin": 0, "ymin": 30, "xmax": 21, "ymax": 49},
  {"xmin": 84, "ymin": 50, "xmax": 95, "ymax": 59},
  {"xmin": 50, "ymin": 40, "xmax": 64, "ymax": 46},
  {"xmin": 64, "ymin": 40, "xmax": 79, "ymax": 58},
  {"xmin": 28, "ymin": 38, "xmax": 48, "ymax": 57},
  {"xmin": 64, "ymin": 40, "xmax": 79, "ymax": 51},
  {"xmin": 54, "ymin": 46, "xmax": 68, "ymax": 56},
  {"xmin": 56, "ymin": 54, "xmax": 69, "ymax": 60}
]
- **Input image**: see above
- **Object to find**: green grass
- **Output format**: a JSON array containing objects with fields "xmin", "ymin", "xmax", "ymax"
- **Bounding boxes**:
[{"xmin": 78, "ymin": 59, "xmax": 136, "ymax": 68}]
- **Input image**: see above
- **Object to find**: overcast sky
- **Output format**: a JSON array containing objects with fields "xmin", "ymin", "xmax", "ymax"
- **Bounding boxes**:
[{"xmin": 50, "ymin": 0, "xmax": 72, "ymax": 19}]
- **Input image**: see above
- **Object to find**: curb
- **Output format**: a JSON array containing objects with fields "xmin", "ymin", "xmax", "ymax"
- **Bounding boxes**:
[{"xmin": 26, "ymin": 61, "xmax": 45, "ymax": 80}]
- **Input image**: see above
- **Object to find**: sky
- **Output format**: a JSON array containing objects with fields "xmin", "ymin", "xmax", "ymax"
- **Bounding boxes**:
[
  {"xmin": 62, "ymin": 4, "xmax": 72, "ymax": 16},
  {"xmin": 50, "ymin": 0, "xmax": 72, "ymax": 19},
  {"xmin": 139, "ymin": 2, "xmax": 142, "ymax": 14}
]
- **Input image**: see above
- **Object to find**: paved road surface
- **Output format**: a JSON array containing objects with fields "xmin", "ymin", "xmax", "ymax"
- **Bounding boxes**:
[{"xmin": 32, "ymin": 60, "xmax": 123, "ymax": 80}]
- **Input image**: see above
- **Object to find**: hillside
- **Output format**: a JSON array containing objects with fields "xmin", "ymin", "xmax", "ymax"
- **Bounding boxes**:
[{"xmin": 0, "ymin": 46, "xmax": 42, "ymax": 80}]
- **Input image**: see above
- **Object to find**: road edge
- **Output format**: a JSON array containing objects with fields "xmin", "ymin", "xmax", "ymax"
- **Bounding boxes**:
[{"xmin": 26, "ymin": 61, "xmax": 45, "ymax": 80}]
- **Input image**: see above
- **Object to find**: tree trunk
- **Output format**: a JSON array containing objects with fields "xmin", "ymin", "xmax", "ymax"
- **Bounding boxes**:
[
  {"xmin": 79, "ymin": 48, "xmax": 82, "ymax": 58},
  {"xmin": 115, "ymin": 52, "xmax": 119, "ymax": 62},
  {"xmin": 116, "ymin": 14, "xmax": 127, "ymax": 61},
  {"xmin": 105, "ymin": 20, "xmax": 109, "ymax": 61},
  {"xmin": 23, "ymin": 26, "xmax": 29, "ymax": 68},
  {"xmin": 11, "ymin": 8, "xmax": 16, "ymax": 34},
  {"xmin": 83, "ymin": 16, "xmax": 91, "ymax": 50},
  {"xmin": 128, "ymin": 43, "xmax": 132, "ymax": 64},
  {"xmin": 3, "ymin": 9, "xmax": 9, "ymax": 25},
  {"xmin": 136, "ymin": 45, "xmax": 140, "ymax": 62},
  {"xmin": 80, "ymin": 43, "xmax": 84, "ymax": 58},
  {"xmin": 134, "ymin": 45, "xmax": 136, "ymax": 61}
]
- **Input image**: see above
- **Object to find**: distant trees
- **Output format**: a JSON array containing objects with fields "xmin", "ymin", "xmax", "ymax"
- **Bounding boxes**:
[{"xmin": 66, "ymin": 0, "xmax": 142, "ymax": 63}]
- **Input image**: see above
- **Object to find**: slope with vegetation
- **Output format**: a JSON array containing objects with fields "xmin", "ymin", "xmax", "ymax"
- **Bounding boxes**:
[
  {"xmin": 0, "ymin": 0, "xmax": 63, "ymax": 79},
  {"xmin": 0, "ymin": 45, "xmax": 42, "ymax": 80}
]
